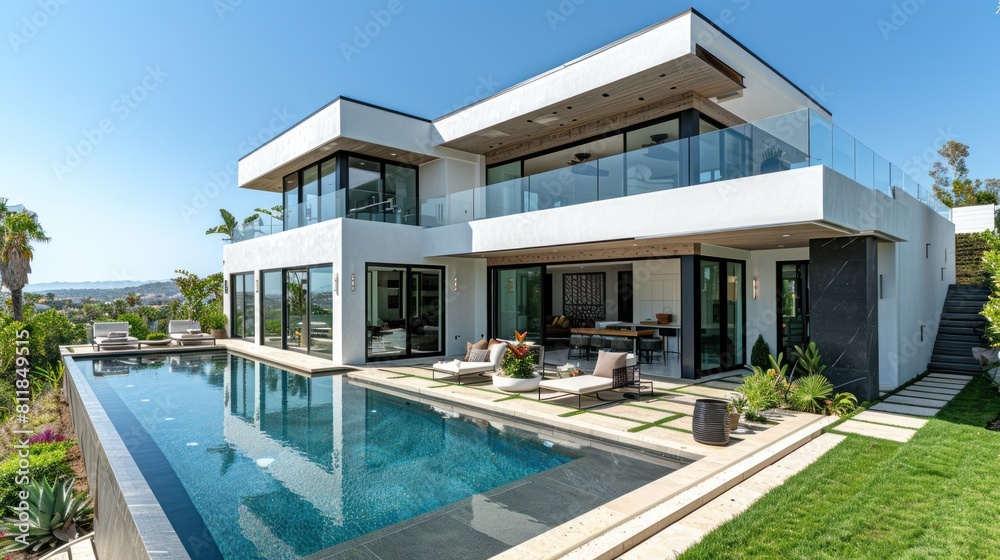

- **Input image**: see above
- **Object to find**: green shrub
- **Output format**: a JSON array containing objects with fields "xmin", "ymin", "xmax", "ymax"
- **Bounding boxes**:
[
  {"xmin": 787, "ymin": 374, "xmax": 833, "ymax": 414},
  {"xmin": 827, "ymin": 391, "xmax": 859, "ymax": 416},
  {"xmin": 0, "ymin": 311, "xmax": 84, "ymax": 375},
  {"xmin": 750, "ymin": 335, "xmax": 771, "ymax": 370},
  {"xmin": 792, "ymin": 341, "xmax": 826, "ymax": 380},
  {"xmin": 200, "ymin": 309, "xmax": 227, "ymax": 331},
  {"xmin": 737, "ymin": 371, "xmax": 783, "ymax": 422},
  {"xmin": 116, "ymin": 313, "xmax": 150, "ymax": 342},
  {"xmin": 0, "ymin": 441, "xmax": 74, "ymax": 512},
  {"xmin": 145, "ymin": 332, "xmax": 168, "ymax": 341},
  {"xmin": 0, "ymin": 477, "xmax": 93, "ymax": 553}
]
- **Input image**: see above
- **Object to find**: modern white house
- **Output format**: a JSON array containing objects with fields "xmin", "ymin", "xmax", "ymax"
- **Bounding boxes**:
[{"xmin": 223, "ymin": 8, "xmax": 955, "ymax": 401}]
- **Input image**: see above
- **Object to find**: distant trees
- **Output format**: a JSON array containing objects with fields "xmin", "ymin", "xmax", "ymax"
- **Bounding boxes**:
[{"xmin": 930, "ymin": 141, "xmax": 1000, "ymax": 208}]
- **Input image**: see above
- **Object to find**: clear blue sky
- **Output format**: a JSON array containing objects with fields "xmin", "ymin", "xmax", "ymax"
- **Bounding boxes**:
[{"xmin": 4, "ymin": 0, "xmax": 998, "ymax": 284}]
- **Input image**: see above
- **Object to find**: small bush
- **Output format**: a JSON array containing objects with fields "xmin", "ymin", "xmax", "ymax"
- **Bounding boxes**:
[
  {"xmin": 27, "ymin": 430, "xmax": 65, "ymax": 445},
  {"xmin": 145, "ymin": 332, "xmax": 168, "ymax": 341},
  {"xmin": 116, "ymin": 313, "xmax": 150, "ymax": 342},
  {"xmin": 788, "ymin": 374, "xmax": 833, "ymax": 414},
  {"xmin": 737, "ymin": 371, "xmax": 783, "ymax": 422},
  {"xmin": 827, "ymin": 392, "xmax": 859, "ymax": 416},
  {"xmin": 0, "ymin": 441, "xmax": 74, "ymax": 512},
  {"xmin": 200, "ymin": 309, "xmax": 227, "ymax": 331},
  {"xmin": 750, "ymin": 335, "xmax": 771, "ymax": 370}
]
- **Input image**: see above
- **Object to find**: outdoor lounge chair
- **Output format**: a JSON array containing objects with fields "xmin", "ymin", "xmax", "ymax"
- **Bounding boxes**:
[
  {"xmin": 538, "ymin": 350, "xmax": 649, "ymax": 409},
  {"xmin": 431, "ymin": 341, "xmax": 507, "ymax": 384},
  {"xmin": 167, "ymin": 320, "xmax": 217, "ymax": 346},
  {"xmin": 92, "ymin": 322, "xmax": 140, "ymax": 351}
]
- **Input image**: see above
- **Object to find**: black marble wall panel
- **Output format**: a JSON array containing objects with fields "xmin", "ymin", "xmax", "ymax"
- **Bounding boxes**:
[{"xmin": 808, "ymin": 237, "xmax": 880, "ymax": 401}]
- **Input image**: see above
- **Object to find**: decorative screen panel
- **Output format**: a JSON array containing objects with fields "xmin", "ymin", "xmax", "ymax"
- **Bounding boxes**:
[{"xmin": 563, "ymin": 273, "xmax": 606, "ymax": 323}]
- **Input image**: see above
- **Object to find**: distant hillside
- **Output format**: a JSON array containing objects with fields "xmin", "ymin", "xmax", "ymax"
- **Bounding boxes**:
[
  {"xmin": 25, "ymin": 281, "xmax": 181, "ymax": 303},
  {"xmin": 25, "ymin": 280, "xmax": 170, "ymax": 293}
]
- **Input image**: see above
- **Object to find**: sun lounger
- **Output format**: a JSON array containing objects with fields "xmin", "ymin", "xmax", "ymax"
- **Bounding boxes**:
[
  {"xmin": 538, "ymin": 351, "xmax": 648, "ymax": 409},
  {"xmin": 167, "ymin": 320, "xmax": 217, "ymax": 346},
  {"xmin": 92, "ymin": 322, "xmax": 140, "ymax": 351},
  {"xmin": 432, "ymin": 341, "xmax": 507, "ymax": 384}
]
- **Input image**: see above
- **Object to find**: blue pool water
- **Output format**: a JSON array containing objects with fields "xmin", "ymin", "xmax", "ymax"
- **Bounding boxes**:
[{"xmin": 76, "ymin": 353, "xmax": 576, "ymax": 559}]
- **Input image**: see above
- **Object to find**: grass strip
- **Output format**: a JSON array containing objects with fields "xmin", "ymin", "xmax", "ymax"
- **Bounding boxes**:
[
  {"xmin": 681, "ymin": 375, "xmax": 1000, "ymax": 559},
  {"xmin": 628, "ymin": 413, "xmax": 684, "ymax": 433}
]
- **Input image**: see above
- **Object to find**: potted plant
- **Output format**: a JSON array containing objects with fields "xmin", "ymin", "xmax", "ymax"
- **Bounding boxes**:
[
  {"xmin": 728, "ymin": 395, "xmax": 748, "ymax": 431},
  {"xmin": 144, "ymin": 331, "xmax": 171, "ymax": 346},
  {"xmin": 492, "ymin": 331, "xmax": 541, "ymax": 392},
  {"xmin": 202, "ymin": 310, "xmax": 229, "ymax": 339},
  {"xmin": 759, "ymin": 146, "xmax": 789, "ymax": 174}
]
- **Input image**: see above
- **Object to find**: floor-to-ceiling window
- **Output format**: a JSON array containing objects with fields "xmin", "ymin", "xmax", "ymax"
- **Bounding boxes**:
[
  {"xmin": 697, "ymin": 257, "xmax": 745, "ymax": 375},
  {"xmin": 231, "ymin": 272, "xmax": 255, "ymax": 340},
  {"xmin": 493, "ymin": 266, "xmax": 543, "ymax": 344},
  {"xmin": 777, "ymin": 262, "xmax": 809, "ymax": 359},
  {"xmin": 262, "ymin": 270, "xmax": 283, "ymax": 348},
  {"xmin": 285, "ymin": 269, "xmax": 308, "ymax": 351},
  {"xmin": 308, "ymin": 266, "xmax": 334, "ymax": 358},
  {"xmin": 366, "ymin": 264, "xmax": 445, "ymax": 361}
]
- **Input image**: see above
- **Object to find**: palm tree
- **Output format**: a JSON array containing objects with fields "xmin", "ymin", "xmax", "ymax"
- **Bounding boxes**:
[
  {"xmin": 125, "ymin": 291, "xmax": 141, "ymax": 310},
  {"xmin": 205, "ymin": 209, "xmax": 259, "ymax": 243},
  {"xmin": 0, "ymin": 210, "xmax": 50, "ymax": 321}
]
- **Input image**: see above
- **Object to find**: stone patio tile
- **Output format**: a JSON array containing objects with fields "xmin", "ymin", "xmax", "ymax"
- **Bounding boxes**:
[
  {"xmin": 581, "ymin": 411, "xmax": 646, "ymax": 432},
  {"xmin": 620, "ymin": 522, "xmax": 704, "ymax": 559},
  {"xmin": 835, "ymin": 420, "xmax": 916, "ymax": 442},
  {"xmin": 661, "ymin": 416, "xmax": 694, "ymax": 432},
  {"xmin": 901, "ymin": 385, "xmax": 961, "ymax": 397},
  {"xmin": 897, "ymin": 389, "xmax": 956, "ymax": 401},
  {"xmin": 919, "ymin": 379, "xmax": 970, "ymax": 389},
  {"xmin": 883, "ymin": 394, "xmax": 947, "ymax": 408},
  {"xmin": 638, "ymin": 398, "xmax": 696, "ymax": 415},
  {"xmin": 678, "ymin": 385, "xmax": 737, "ymax": 399},
  {"xmin": 701, "ymin": 381, "xmax": 742, "ymax": 390},
  {"xmin": 925, "ymin": 373, "xmax": 973, "ymax": 381},
  {"xmin": 70, "ymin": 539, "xmax": 97, "ymax": 560},
  {"xmin": 869, "ymin": 402, "xmax": 940, "ymax": 417},
  {"xmin": 598, "ymin": 403, "xmax": 674, "ymax": 423},
  {"xmin": 852, "ymin": 410, "xmax": 928, "ymax": 429}
]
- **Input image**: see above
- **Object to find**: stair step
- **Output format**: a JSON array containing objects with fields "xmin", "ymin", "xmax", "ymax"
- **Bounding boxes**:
[
  {"xmin": 940, "ymin": 313, "xmax": 986, "ymax": 322},
  {"xmin": 927, "ymin": 362, "xmax": 981, "ymax": 374}
]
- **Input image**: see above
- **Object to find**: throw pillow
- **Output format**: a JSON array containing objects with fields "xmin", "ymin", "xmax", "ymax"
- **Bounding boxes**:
[
  {"xmin": 559, "ymin": 316, "xmax": 571, "ymax": 329},
  {"xmin": 551, "ymin": 316, "xmax": 560, "ymax": 327},
  {"xmin": 468, "ymin": 348, "xmax": 490, "ymax": 362},
  {"xmin": 593, "ymin": 351, "xmax": 627, "ymax": 379},
  {"xmin": 107, "ymin": 331, "xmax": 127, "ymax": 339},
  {"xmin": 464, "ymin": 339, "xmax": 487, "ymax": 361}
]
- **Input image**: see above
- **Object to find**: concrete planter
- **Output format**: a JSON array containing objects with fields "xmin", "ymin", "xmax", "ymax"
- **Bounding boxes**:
[
  {"xmin": 493, "ymin": 372, "xmax": 541, "ymax": 392},
  {"xmin": 210, "ymin": 328, "xmax": 229, "ymax": 339}
]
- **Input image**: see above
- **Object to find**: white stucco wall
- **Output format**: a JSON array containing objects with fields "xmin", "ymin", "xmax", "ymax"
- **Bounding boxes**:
[
  {"xmin": 744, "ymin": 247, "xmax": 810, "ymax": 361},
  {"xmin": 951, "ymin": 204, "xmax": 996, "ymax": 234}
]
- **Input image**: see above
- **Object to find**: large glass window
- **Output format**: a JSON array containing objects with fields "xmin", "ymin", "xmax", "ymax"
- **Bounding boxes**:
[
  {"xmin": 348, "ymin": 156, "xmax": 383, "ymax": 221},
  {"xmin": 625, "ymin": 118, "xmax": 683, "ymax": 195},
  {"xmin": 699, "ymin": 261, "xmax": 722, "ymax": 370},
  {"xmin": 486, "ymin": 161, "xmax": 521, "ymax": 185},
  {"xmin": 366, "ymin": 264, "xmax": 445, "ymax": 361},
  {"xmin": 283, "ymin": 174, "xmax": 300, "ymax": 230},
  {"xmin": 495, "ymin": 267, "xmax": 543, "ymax": 344},
  {"xmin": 726, "ymin": 262, "xmax": 744, "ymax": 368},
  {"xmin": 697, "ymin": 258, "xmax": 745, "ymax": 375},
  {"xmin": 308, "ymin": 266, "xmax": 333, "ymax": 358},
  {"xmin": 285, "ymin": 270, "xmax": 308, "ymax": 351},
  {"xmin": 262, "ymin": 270, "xmax": 283, "ymax": 348},
  {"xmin": 386, "ymin": 164, "xmax": 417, "ymax": 225},
  {"xmin": 320, "ymin": 159, "xmax": 339, "ymax": 222},
  {"xmin": 301, "ymin": 165, "xmax": 319, "ymax": 226},
  {"xmin": 231, "ymin": 272, "xmax": 255, "ymax": 340}
]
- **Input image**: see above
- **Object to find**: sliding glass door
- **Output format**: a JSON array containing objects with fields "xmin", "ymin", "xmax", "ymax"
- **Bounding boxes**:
[
  {"xmin": 260, "ymin": 266, "xmax": 334, "ymax": 358},
  {"xmin": 777, "ymin": 262, "xmax": 809, "ymax": 359},
  {"xmin": 697, "ymin": 257, "xmax": 745, "ymax": 375},
  {"xmin": 230, "ymin": 272, "xmax": 255, "ymax": 340},
  {"xmin": 493, "ymin": 266, "xmax": 543, "ymax": 344},
  {"xmin": 285, "ymin": 269, "xmax": 309, "ymax": 351},
  {"xmin": 262, "ymin": 270, "xmax": 283, "ymax": 348},
  {"xmin": 366, "ymin": 264, "xmax": 445, "ymax": 361},
  {"xmin": 308, "ymin": 267, "xmax": 334, "ymax": 358}
]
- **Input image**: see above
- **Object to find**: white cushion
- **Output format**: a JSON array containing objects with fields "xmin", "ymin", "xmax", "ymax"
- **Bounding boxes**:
[
  {"xmin": 186, "ymin": 328, "xmax": 202, "ymax": 335},
  {"xmin": 433, "ymin": 361, "xmax": 494, "ymax": 375},
  {"xmin": 593, "ymin": 351, "xmax": 627, "ymax": 378},
  {"xmin": 540, "ymin": 375, "xmax": 614, "ymax": 395},
  {"xmin": 107, "ymin": 331, "xmax": 128, "ymax": 339},
  {"xmin": 489, "ymin": 342, "xmax": 508, "ymax": 370}
]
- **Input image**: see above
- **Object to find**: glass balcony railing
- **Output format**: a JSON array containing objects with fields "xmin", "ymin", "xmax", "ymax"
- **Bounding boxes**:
[
  {"xmin": 237, "ymin": 109, "xmax": 950, "ymax": 241},
  {"xmin": 420, "ymin": 109, "xmax": 950, "ymax": 226}
]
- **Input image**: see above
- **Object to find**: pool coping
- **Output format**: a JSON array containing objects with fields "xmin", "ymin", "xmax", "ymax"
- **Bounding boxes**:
[{"xmin": 62, "ymin": 350, "xmax": 192, "ymax": 560}]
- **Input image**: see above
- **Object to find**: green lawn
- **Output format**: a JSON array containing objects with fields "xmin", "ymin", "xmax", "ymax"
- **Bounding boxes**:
[{"xmin": 680, "ymin": 375, "xmax": 1000, "ymax": 560}]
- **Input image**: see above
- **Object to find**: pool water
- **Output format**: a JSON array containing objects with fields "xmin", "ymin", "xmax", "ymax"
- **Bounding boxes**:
[{"xmin": 77, "ymin": 353, "xmax": 576, "ymax": 559}]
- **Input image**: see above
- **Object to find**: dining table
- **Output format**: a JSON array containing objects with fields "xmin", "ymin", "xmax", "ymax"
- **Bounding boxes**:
[{"xmin": 570, "ymin": 327, "xmax": 655, "ymax": 355}]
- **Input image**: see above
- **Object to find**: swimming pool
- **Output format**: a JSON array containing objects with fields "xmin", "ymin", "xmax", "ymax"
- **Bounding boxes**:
[{"xmin": 74, "ymin": 352, "xmax": 677, "ymax": 559}]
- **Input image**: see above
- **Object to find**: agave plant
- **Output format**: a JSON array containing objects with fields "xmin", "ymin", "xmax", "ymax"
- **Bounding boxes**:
[
  {"xmin": 0, "ymin": 478, "xmax": 93, "ymax": 553},
  {"xmin": 787, "ymin": 374, "xmax": 834, "ymax": 414}
]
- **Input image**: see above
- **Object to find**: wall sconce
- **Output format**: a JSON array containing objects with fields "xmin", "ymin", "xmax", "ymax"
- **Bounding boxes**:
[
  {"xmin": 508, "ymin": 277, "xmax": 514, "ymax": 292},
  {"xmin": 752, "ymin": 278, "xmax": 758, "ymax": 299},
  {"xmin": 334, "ymin": 273, "xmax": 339, "ymax": 295},
  {"xmin": 254, "ymin": 277, "xmax": 258, "ymax": 293},
  {"xmin": 453, "ymin": 275, "xmax": 459, "ymax": 292},
  {"xmin": 351, "ymin": 274, "xmax": 356, "ymax": 292}
]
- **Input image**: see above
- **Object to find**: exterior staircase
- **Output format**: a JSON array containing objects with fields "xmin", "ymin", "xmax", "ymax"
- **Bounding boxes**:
[{"xmin": 927, "ymin": 284, "xmax": 991, "ymax": 375}]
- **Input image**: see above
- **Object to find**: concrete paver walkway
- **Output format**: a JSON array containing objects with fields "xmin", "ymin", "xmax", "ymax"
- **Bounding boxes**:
[{"xmin": 836, "ymin": 373, "xmax": 970, "ymax": 441}]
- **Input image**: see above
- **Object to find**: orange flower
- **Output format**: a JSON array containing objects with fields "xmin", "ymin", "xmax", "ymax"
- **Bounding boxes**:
[{"xmin": 514, "ymin": 330, "xmax": 528, "ymax": 343}]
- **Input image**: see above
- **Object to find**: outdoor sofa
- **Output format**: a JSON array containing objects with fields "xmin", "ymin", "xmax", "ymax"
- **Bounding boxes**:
[
  {"xmin": 167, "ymin": 320, "xmax": 217, "ymax": 346},
  {"xmin": 538, "ymin": 350, "xmax": 649, "ymax": 409},
  {"xmin": 92, "ymin": 321, "xmax": 140, "ymax": 351},
  {"xmin": 431, "ymin": 341, "xmax": 508, "ymax": 384}
]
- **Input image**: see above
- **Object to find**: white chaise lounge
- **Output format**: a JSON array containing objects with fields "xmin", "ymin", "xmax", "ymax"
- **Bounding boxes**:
[
  {"xmin": 538, "ymin": 351, "xmax": 649, "ymax": 409},
  {"xmin": 431, "ymin": 342, "xmax": 507, "ymax": 385},
  {"xmin": 168, "ymin": 320, "xmax": 217, "ymax": 346},
  {"xmin": 92, "ymin": 322, "xmax": 140, "ymax": 351}
]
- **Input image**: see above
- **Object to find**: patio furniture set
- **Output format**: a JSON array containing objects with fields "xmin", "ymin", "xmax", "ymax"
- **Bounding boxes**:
[{"xmin": 91, "ymin": 320, "xmax": 218, "ymax": 351}]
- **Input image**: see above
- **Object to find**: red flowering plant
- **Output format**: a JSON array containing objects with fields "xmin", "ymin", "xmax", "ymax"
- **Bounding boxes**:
[{"xmin": 498, "ymin": 331, "xmax": 537, "ymax": 379}]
